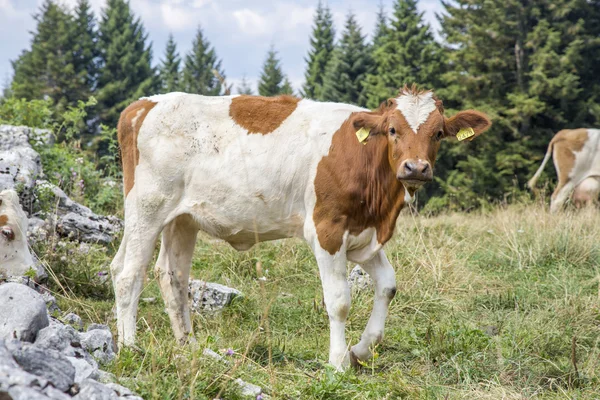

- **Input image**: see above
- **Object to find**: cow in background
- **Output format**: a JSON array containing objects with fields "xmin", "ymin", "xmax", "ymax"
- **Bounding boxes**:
[
  {"xmin": 528, "ymin": 128, "xmax": 600, "ymax": 212},
  {"xmin": 111, "ymin": 86, "xmax": 491, "ymax": 369}
]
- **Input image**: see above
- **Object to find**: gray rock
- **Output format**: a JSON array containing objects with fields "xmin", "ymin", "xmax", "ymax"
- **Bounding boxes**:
[
  {"xmin": 73, "ymin": 379, "xmax": 119, "ymax": 400},
  {"xmin": 189, "ymin": 280, "xmax": 242, "ymax": 313},
  {"xmin": 62, "ymin": 313, "xmax": 83, "ymax": 331},
  {"xmin": 40, "ymin": 182, "xmax": 122, "ymax": 245},
  {"xmin": 5, "ymin": 385, "xmax": 51, "ymax": 400},
  {"xmin": 0, "ymin": 190, "xmax": 37, "ymax": 278},
  {"xmin": 104, "ymin": 383, "xmax": 134, "ymax": 397},
  {"xmin": 87, "ymin": 324, "xmax": 110, "ymax": 332},
  {"xmin": 43, "ymin": 385, "xmax": 72, "ymax": 400},
  {"xmin": 0, "ymin": 125, "xmax": 45, "ymax": 211},
  {"xmin": 10, "ymin": 345, "xmax": 75, "ymax": 392},
  {"xmin": 79, "ymin": 329, "xmax": 115, "ymax": 364},
  {"xmin": 34, "ymin": 323, "xmax": 81, "ymax": 355},
  {"xmin": 348, "ymin": 265, "xmax": 373, "ymax": 292},
  {"xmin": 41, "ymin": 291, "xmax": 59, "ymax": 315},
  {"xmin": 0, "ymin": 364, "xmax": 49, "ymax": 390},
  {"xmin": 0, "ymin": 341, "xmax": 18, "ymax": 369},
  {"xmin": 67, "ymin": 356, "xmax": 99, "ymax": 383},
  {"xmin": 0, "ymin": 283, "xmax": 49, "ymax": 342},
  {"xmin": 234, "ymin": 378, "xmax": 262, "ymax": 398}
]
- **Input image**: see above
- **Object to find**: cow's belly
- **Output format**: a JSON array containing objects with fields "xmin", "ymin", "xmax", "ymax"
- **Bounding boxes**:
[{"xmin": 346, "ymin": 228, "xmax": 382, "ymax": 263}]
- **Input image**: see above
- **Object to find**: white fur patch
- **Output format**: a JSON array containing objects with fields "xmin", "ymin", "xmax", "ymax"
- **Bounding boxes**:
[
  {"xmin": 403, "ymin": 185, "xmax": 415, "ymax": 204},
  {"xmin": 139, "ymin": 92, "xmax": 188, "ymax": 103},
  {"xmin": 396, "ymin": 91, "xmax": 436, "ymax": 134}
]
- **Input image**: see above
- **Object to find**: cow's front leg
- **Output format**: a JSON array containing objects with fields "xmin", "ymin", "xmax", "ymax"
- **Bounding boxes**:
[
  {"xmin": 312, "ymin": 238, "xmax": 351, "ymax": 370},
  {"xmin": 350, "ymin": 250, "xmax": 396, "ymax": 364}
]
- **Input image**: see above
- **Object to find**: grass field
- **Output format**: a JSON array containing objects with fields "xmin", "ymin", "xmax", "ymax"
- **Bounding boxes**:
[{"xmin": 40, "ymin": 204, "xmax": 600, "ymax": 399}]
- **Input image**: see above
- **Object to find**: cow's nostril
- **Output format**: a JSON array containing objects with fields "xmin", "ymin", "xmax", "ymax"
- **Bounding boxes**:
[
  {"xmin": 421, "ymin": 163, "xmax": 430, "ymax": 174},
  {"xmin": 404, "ymin": 162, "xmax": 414, "ymax": 173}
]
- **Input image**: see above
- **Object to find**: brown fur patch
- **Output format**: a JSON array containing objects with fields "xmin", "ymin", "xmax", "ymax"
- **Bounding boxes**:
[
  {"xmin": 550, "ymin": 128, "xmax": 589, "ymax": 198},
  {"xmin": 229, "ymin": 95, "xmax": 299, "ymax": 135},
  {"xmin": 0, "ymin": 214, "xmax": 7, "ymax": 226},
  {"xmin": 313, "ymin": 116, "xmax": 406, "ymax": 255},
  {"xmin": 117, "ymin": 99, "xmax": 157, "ymax": 197}
]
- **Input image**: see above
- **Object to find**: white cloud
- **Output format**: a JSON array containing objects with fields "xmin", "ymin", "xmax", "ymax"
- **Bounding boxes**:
[
  {"xmin": 160, "ymin": 2, "xmax": 198, "ymax": 31},
  {"xmin": 232, "ymin": 8, "xmax": 269, "ymax": 36}
]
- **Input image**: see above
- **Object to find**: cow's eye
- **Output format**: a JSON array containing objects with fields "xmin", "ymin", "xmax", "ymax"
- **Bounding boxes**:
[
  {"xmin": 389, "ymin": 127, "xmax": 396, "ymax": 135},
  {"xmin": 434, "ymin": 130, "xmax": 443, "ymax": 141}
]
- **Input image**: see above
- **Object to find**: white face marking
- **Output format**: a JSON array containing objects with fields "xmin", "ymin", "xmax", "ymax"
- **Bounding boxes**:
[{"xmin": 395, "ymin": 91, "xmax": 437, "ymax": 134}]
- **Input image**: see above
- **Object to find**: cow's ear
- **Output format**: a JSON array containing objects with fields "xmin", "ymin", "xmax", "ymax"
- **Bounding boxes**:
[
  {"xmin": 352, "ymin": 112, "xmax": 386, "ymax": 139},
  {"xmin": 443, "ymin": 110, "xmax": 491, "ymax": 141}
]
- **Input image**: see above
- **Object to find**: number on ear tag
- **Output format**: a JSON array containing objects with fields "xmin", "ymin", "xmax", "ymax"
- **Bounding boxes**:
[{"xmin": 457, "ymin": 127, "xmax": 475, "ymax": 141}]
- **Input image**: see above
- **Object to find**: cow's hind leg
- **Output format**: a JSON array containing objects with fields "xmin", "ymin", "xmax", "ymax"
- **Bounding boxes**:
[
  {"xmin": 154, "ymin": 214, "xmax": 198, "ymax": 344},
  {"xmin": 550, "ymin": 180, "xmax": 576, "ymax": 213},
  {"xmin": 111, "ymin": 193, "xmax": 165, "ymax": 348},
  {"xmin": 350, "ymin": 250, "xmax": 396, "ymax": 364}
]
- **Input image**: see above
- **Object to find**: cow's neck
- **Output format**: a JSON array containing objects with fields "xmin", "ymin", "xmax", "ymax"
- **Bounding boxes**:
[
  {"xmin": 313, "ymin": 121, "xmax": 406, "ymax": 253},
  {"xmin": 352, "ymin": 134, "xmax": 405, "ymax": 244}
]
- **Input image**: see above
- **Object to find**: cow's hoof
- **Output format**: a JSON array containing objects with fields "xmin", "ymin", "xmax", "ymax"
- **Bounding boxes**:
[{"xmin": 349, "ymin": 350, "xmax": 362, "ymax": 370}]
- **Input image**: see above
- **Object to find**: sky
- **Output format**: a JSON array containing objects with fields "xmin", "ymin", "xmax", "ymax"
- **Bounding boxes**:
[{"xmin": 0, "ymin": 0, "xmax": 445, "ymax": 93}]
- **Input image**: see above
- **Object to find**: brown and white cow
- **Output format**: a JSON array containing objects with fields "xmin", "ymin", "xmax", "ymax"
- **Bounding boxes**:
[
  {"xmin": 110, "ymin": 86, "xmax": 491, "ymax": 369},
  {"xmin": 0, "ymin": 189, "xmax": 36, "ymax": 277},
  {"xmin": 528, "ymin": 128, "xmax": 600, "ymax": 213}
]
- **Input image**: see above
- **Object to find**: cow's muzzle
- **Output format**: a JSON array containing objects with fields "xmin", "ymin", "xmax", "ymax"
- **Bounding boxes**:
[{"xmin": 397, "ymin": 159, "xmax": 433, "ymax": 187}]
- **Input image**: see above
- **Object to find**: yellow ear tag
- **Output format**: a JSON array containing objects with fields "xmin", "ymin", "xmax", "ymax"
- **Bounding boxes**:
[
  {"xmin": 457, "ymin": 127, "xmax": 475, "ymax": 141},
  {"xmin": 356, "ymin": 127, "xmax": 370, "ymax": 145}
]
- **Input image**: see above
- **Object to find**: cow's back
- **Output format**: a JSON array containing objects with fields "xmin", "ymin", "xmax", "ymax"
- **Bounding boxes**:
[{"xmin": 118, "ymin": 92, "xmax": 364, "ymax": 248}]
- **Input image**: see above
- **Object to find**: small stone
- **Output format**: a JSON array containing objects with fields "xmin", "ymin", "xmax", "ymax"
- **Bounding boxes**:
[
  {"xmin": 73, "ymin": 379, "xmax": 119, "ymax": 400},
  {"xmin": 189, "ymin": 280, "xmax": 242, "ymax": 313},
  {"xmin": 347, "ymin": 265, "xmax": 373, "ymax": 292},
  {"xmin": 202, "ymin": 348, "xmax": 227, "ymax": 363},
  {"xmin": 104, "ymin": 382, "xmax": 135, "ymax": 397},
  {"xmin": 0, "ymin": 283, "xmax": 49, "ymax": 342},
  {"xmin": 141, "ymin": 297, "xmax": 155, "ymax": 304},
  {"xmin": 42, "ymin": 385, "xmax": 72, "ymax": 400},
  {"xmin": 62, "ymin": 313, "xmax": 83, "ymax": 331},
  {"xmin": 40, "ymin": 291, "xmax": 60, "ymax": 315},
  {"xmin": 67, "ymin": 356, "xmax": 99, "ymax": 383},
  {"xmin": 87, "ymin": 324, "xmax": 110, "ymax": 332},
  {"xmin": 80, "ymin": 329, "xmax": 116, "ymax": 365},
  {"xmin": 234, "ymin": 378, "xmax": 262, "ymax": 398}
]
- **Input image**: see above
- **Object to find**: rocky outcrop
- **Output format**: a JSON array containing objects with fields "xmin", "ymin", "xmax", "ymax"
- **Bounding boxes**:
[
  {"xmin": 189, "ymin": 280, "xmax": 242, "ymax": 313},
  {"xmin": 0, "ymin": 281, "xmax": 140, "ymax": 400},
  {"xmin": 0, "ymin": 190, "xmax": 40, "ymax": 278},
  {"xmin": 0, "ymin": 125, "xmax": 50, "ymax": 213},
  {"xmin": 0, "ymin": 125, "xmax": 122, "ymax": 246},
  {"xmin": 38, "ymin": 181, "xmax": 122, "ymax": 245}
]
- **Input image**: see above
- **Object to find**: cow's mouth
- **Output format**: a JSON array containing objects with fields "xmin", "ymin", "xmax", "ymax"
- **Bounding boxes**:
[{"xmin": 399, "ymin": 178, "xmax": 432, "ymax": 189}]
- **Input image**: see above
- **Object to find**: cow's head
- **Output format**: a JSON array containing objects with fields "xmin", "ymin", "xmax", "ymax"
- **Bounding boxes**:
[{"xmin": 352, "ymin": 86, "xmax": 491, "ymax": 190}]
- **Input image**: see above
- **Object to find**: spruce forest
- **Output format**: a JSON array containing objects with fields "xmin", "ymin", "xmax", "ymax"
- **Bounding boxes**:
[{"xmin": 3, "ymin": 0, "xmax": 598, "ymax": 211}]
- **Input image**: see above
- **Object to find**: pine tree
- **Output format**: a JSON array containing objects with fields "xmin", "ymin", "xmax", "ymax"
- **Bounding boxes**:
[
  {"xmin": 11, "ymin": 0, "xmax": 76, "ymax": 112},
  {"xmin": 321, "ymin": 13, "xmax": 372, "ymax": 106},
  {"xmin": 96, "ymin": 0, "xmax": 155, "ymax": 128},
  {"xmin": 281, "ymin": 77, "xmax": 294, "ymax": 96},
  {"xmin": 420, "ymin": 0, "xmax": 600, "ymax": 211},
  {"xmin": 302, "ymin": 0, "xmax": 335, "ymax": 100},
  {"xmin": 159, "ymin": 34, "xmax": 181, "ymax": 93},
  {"xmin": 70, "ymin": 0, "xmax": 98, "ymax": 103},
  {"xmin": 363, "ymin": 0, "xmax": 441, "ymax": 109},
  {"xmin": 237, "ymin": 75, "xmax": 254, "ymax": 95},
  {"xmin": 181, "ymin": 27, "xmax": 224, "ymax": 95},
  {"xmin": 372, "ymin": 1, "xmax": 388, "ymax": 49},
  {"xmin": 258, "ymin": 47, "xmax": 292, "ymax": 97}
]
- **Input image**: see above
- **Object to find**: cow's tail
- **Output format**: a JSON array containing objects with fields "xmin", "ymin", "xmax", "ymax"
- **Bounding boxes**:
[{"xmin": 527, "ymin": 140, "xmax": 554, "ymax": 190}]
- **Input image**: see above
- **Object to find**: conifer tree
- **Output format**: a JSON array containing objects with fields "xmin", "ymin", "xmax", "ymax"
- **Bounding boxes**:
[
  {"xmin": 363, "ymin": 0, "xmax": 441, "ymax": 109},
  {"xmin": 11, "ymin": 0, "xmax": 76, "ymax": 112},
  {"xmin": 237, "ymin": 75, "xmax": 254, "ymax": 95},
  {"xmin": 321, "ymin": 13, "xmax": 372, "ymax": 106},
  {"xmin": 181, "ymin": 27, "xmax": 224, "ymax": 95},
  {"xmin": 258, "ymin": 47, "xmax": 292, "ymax": 97},
  {"xmin": 96, "ymin": 0, "xmax": 155, "ymax": 128},
  {"xmin": 302, "ymin": 1, "xmax": 335, "ymax": 100},
  {"xmin": 372, "ymin": 1, "xmax": 388, "ymax": 49},
  {"xmin": 159, "ymin": 34, "xmax": 181, "ymax": 93},
  {"xmin": 70, "ymin": 0, "xmax": 98, "ymax": 103}
]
